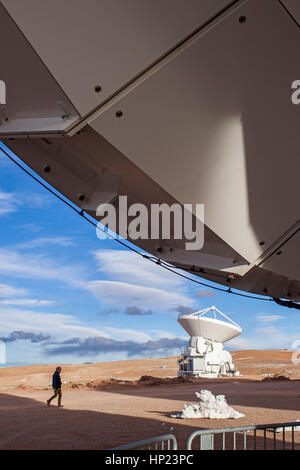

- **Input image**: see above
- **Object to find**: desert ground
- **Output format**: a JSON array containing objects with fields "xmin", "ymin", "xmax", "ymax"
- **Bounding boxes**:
[{"xmin": 0, "ymin": 350, "xmax": 300, "ymax": 450}]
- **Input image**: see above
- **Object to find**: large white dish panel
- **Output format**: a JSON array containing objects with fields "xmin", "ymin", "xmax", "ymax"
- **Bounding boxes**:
[
  {"xmin": 261, "ymin": 231, "xmax": 300, "ymax": 282},
  {"xmin": 2, "ymin": 0, "xmax": 234, "ymax": 116},
  {"xmin": 91, "ymin": 0, "xmax": 300, "ymax": 264},
  {"xmin": 0, "ymin": 3, "xmax": 79, "ymax": 134},
  {"xmin": 281, "ymin": 0, "xmax": 300, "ymax": 24}
]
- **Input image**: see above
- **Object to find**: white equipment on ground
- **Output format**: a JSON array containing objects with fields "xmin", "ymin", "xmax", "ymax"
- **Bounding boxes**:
[
  {"xmin": 177, "ymin": 306, "xmax": 242, "ymax": 378},
  {"xmin": 0, "ymin": 340, "xmax": 6, "ymax": 365}
]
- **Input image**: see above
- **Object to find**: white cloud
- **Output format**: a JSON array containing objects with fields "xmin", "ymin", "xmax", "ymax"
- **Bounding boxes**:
[
  {"xmin": 17, "ymin": 236, "xmax": 75, "ymax": 250},
  {"xmin": 0, "ymin": 189, "xmax": 52, "ymax": 217},
  {"xmin": 0, "ymin": 307, "xmax": 110, "ymax": 341},
  {"xmin": 256, "ymin": 314, "xmax": 284, "ymax": 324},
  {"xmin": 102, "ymin": 326, "xmax": 152, "ymax": 343},
  {"xmin": 0, "ymin": 306, "xmax": 164, "ymax": 345},
  {"xmin": 228, "ymin": 325, "xmax": 300, "ymax": 350},
  {"xmin": 88, "ymin": 280, "xmax": 193, "ymax": 311},
  {"xmin": 15, "ymin": 191, "xmax": 52, "ymax": 209},
  {"xmin": 89, "ymin": 250, "xmax": 194, "ymax": 313},
  {"xmin": 0, "ymin": 190, "xmax": 18, "ymax": 216},
  {"xmin": 18, "ymin": 223, "xmax": 43, "ymax": 233},
  {"xmin": 0, "ymin": 282, "xmax": 54, "ymax": 308},
  {"xmin": 148, "ymin": 329, "xmax": 177, "ymax": 340},
  {"xmin": 0, "ymin": 248, "xmax": 85, "ymax": 285},
  {"xmin": 0, "ymin": 248, "xmax": 195, "ymax": 316},
  {"xmin": 0, "ymin": 282, "xmax": 29, "ymax": 298},
  {"xmin": 93, "ymin": 249, "xmax": 184, "ymax": 290},
  {"xmin": 0, "ymin": 299, "xmax": 55, "ymax": 307},
  {"xmin": 227, "ymin": 336, "xmax": 253, "ymax": 349},
  {"xmin": 252, "ymin": 326, "xmax": 292, "ymax": 348}
]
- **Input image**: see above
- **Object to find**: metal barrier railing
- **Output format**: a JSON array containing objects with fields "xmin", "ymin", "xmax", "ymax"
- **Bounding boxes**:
[
  {"xmin": 109, "ymin": 434, "xmax": 178, "ymax": 450},
  {"xmin": 186, "ymin": 422, "xmax": 300, "ymax": 450}
]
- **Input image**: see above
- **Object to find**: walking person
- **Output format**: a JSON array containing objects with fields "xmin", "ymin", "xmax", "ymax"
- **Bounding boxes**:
[{"xmin": 47, "ymin": 367, "xmax": 63, "ymax": 407}]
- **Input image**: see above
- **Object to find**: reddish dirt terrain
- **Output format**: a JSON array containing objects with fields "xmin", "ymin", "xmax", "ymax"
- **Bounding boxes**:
[{"xmin": 0, "ymin": 350, "xmax": 299, "ymax": 450}]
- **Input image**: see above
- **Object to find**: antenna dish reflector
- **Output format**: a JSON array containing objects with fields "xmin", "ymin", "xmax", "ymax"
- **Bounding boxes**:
[{"xmin": 178, "ymin": 306, "xmax": 242, "ymax": 343}]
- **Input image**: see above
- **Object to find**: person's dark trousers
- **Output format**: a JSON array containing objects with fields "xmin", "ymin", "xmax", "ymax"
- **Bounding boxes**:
[{"xmin": 48, "ymin": 388, "xmax": 62, "ymax": 406}]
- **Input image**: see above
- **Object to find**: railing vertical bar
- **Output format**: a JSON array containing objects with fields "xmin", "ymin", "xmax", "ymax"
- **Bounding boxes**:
[
  {"xmin": 109, "ymin": 433, "xmax": 175, "ymax": 450},
  {"xmin": 184, "ymin": 421, "xmax": 299, "ymax": 452}
]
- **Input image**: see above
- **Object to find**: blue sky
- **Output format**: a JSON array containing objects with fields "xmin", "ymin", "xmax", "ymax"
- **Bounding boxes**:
[{"xmin": 0, "ymin": 142, "xmax": 299, "ymax": 365}]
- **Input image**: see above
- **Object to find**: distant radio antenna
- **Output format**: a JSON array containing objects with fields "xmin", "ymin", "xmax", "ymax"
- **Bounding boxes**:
[
  {"xmin": 0, "ymin": 340, "xmax": 6, "ymax": 365},
  {"xmin": 177, "ymin": 306, "xmax": 242, "ymax": 378}
]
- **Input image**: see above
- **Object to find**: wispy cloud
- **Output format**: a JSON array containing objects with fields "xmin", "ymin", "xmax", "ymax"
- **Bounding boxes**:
[
  {"xmin": 0, "ymin": 189, "xmax": 52, "ymax": 217},
  {"xmin": 0, "ymin": 190, "xmax": 18, "ymax": 216},
  {"xmin": 0, "ymin": 282, "xmax": 54, "ymax": 308},
  {"xmin": 256, "ymin": 314, "xmax": 284, "ymax": 324},
  {"xmin": 99, "ymin": 327, "xmax": 152, "ymax": 343},
  {"xmin": 88, "ymin": 280, "xmax": 193, "ymax": 311},
  {"xmin": 0, "ymin": 248, "xmax": 86, "ymax": 285},
  {"xmin": 0, "ymin": 306, "xmax": 162, "ymax": 346},
  {"xmin": 45, "ymin": 335, "xmax": 187, "ymax": 358},
  {"xmin": 0, "ymin": 282, "xmax": 29, "ymax": 298},
  {"xmin": 88, "ymin": 250, "xmax": 195, "ymax": 312},
  {"xmin": 15, "ymin": 191, "xmax": 52, "ymax": 209},
  {"xmin": 17, "ymin": 223, "xmax": 43, "ymax": 233},
  {"xmin": 227, "ymin": 324, "xmax": 300, "ymax": 350},
  {"xmin": 17, "ymin": 236, "xmax": 76, "ymax": 250},
  {"xmin": 0, "ymin": 299, "xmax": 55, "ymax": 307},
  {"xmin": 93, "ymin": 249, "xmax": 186, "ymax": 290},
  {"xmin": 148, "ymin": 330, "xmax": 179, "ymax": 340},
  {"xmin": 0, "ymin": 248, "xmax": 195, "ymax": 316},
  {"xmin": 0, "ymin": 307, "xmax": 111, "ymax": 342}
]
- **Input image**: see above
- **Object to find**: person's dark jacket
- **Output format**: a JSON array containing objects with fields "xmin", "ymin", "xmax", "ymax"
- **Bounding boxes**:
[{"xmin": 52, "ymin": 371, "xmax": 62, "ymax": 389}]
